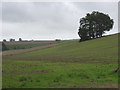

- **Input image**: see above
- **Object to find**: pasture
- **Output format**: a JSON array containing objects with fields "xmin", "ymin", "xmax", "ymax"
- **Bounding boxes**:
[{"xmin": 2, "ymin": 34, "xmax": 119, "ymax": 88}]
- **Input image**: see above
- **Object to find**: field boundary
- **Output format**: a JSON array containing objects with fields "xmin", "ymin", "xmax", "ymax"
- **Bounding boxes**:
[{"xmin": 2, "ymin": 43, "xmax": 62, "ymax": 55}]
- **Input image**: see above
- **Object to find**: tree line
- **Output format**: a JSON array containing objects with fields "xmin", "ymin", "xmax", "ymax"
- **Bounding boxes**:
[
  {"xmin": 3, "ymin": 38, "xmax": 22, "ymax": 42},
  {"xmin": 78, "ymin": 11, "xmax": 114, "ymax": 42}
]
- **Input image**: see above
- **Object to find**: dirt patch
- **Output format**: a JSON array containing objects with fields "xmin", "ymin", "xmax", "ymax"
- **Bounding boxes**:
[
  {"xmin": 40, "ymin": 69, "xmax": 54, "ymax": 73},
  {"xmin": 25, "ymin": 69, "xmax": 54, "ymax": 74},
  {"xmin": 3, "ymin": 69, "xmax": 54, "ymax": 76},
  {"xmin": 4, "ymin": 41, "xmax": 57, "ymax": 45},
  {"xmin": 79, "ymin": 82, "xmax": 118, "ymax": 88},
  {"xmin": 2, "ymin": 43, "xmax": 62, "ymax": 55}
]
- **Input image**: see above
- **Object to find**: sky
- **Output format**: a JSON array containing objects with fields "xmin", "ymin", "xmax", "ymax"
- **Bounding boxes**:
[{"xmin": 1, "ymin": 2, "xmax": 118, "ymax": 41}]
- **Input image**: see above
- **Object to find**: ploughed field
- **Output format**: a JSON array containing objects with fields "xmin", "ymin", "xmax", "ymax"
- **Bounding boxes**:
[
  {"xmin": 2, "ymin": 34, "xmax": 119, "ymax": 88},
  {"xmin": 3, "ymin": 40, "xmax": 61, "ymax": 50}
]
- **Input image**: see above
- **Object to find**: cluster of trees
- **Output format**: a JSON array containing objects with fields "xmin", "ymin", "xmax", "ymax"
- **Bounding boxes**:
[
  {"xmin": 3, "ymin": 38, "xmax": 22, "ymax": 42},
  {"xmin": 55, "ymin": 39, "xmax": 61, "ymax": 41},
  {"xmin": 2, "ymin": 38, "xmax": 22, "ymax": 51},
  {"xmin": 10, "ymin": 39, "xmax": 15, "ymax": 42},
  {"xmin": 78, "ymin": 11, "xmax": 114, "ymax": 42}
]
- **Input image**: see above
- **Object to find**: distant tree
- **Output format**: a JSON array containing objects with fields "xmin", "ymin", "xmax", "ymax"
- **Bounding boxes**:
[
  {"xmin": 78, "ymin": 11, "xmax": 114, "ymax": 42},
  {"xmin": 3, "ymin": 39, "xmax": 6, "ymax": 42},
  {"xmin": 2, "ymin": 42, "xmax": 8, "ymax": 51},
  {"xmin": 10, "ymin": 39, "xmax": 15, "ymax": 42},
  {"xmin": 55, "ymin": 39, "xmax": 61, "ymax": 41},
  {"xmin": 19, "ymin": 38, "xmax": 22, "ymax": 41}
]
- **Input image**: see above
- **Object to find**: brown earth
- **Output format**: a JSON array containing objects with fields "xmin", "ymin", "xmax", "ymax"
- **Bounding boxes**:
[
  {"xmin": 2, "ymin": 43, "xmax": 62, "ymax": 55},
  {"xmin": 4, "ymin": 41, "xmax": 57, "ymax": 45}
]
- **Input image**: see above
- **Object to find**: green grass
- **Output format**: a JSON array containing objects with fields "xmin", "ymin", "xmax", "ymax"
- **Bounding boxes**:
[
  {"xmin": 2, "ymin": 34, "xmax": 119, "ymax": 88},
  {"xmin": 2, "ymin": 60, "xmax": 118, "ymax": 88}
]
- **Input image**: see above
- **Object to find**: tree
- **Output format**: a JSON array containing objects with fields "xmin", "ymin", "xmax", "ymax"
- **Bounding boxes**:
[
  {"xmin": 10, "ymin": 39, "xmax": 15, "ymax": 42},
  {"xmin": 2, "ymin": 42, "xmax": 8, "ymax": 51},
  {"xmin": 55, "ymin": 39, "xmax": 61, "ymax": 41},
  {"xmin": 19, "ymin": 38, "xmax": 22, "ymax": 41},
  {"xmin": 3, "ymin": 39, "xmax": 6, "ymax": 42},
  {"xmin": 78, "ymin": 11, "xmax": 114, "ymax": 42}
]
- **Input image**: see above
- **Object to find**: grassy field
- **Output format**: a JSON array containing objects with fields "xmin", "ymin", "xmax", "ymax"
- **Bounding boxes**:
[{"xmin": 2, "ymin": 34, "xmax": 119, "ymax": 88}]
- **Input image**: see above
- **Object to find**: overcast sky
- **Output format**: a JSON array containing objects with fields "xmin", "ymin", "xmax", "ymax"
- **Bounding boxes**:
[{"xmin": 1, "ymin": 2, "xmax": 118, "ymax": 41}]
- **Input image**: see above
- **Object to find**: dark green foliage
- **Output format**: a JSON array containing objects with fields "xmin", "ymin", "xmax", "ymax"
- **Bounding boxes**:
[
  {"xmin": 55, "ymin": 39, "xmax": 61, "ymax": 41},
  {"xmin": 2, "ymin": 42, "xmax": 8, "ymax": 51},
  {"xmin": 78, "ymin": 11, "xmax": 114, "ymax": 42},
  {"xmin": 3, "ymin": 39, "xmax": 6, "ymax": 42},
  {"xmin": 10, "ymin": 39, "xmax": 15, "ymax": 42},
  {"xmin": 19, "ymin": 38, "xmax": 22, "ymax": 41}
]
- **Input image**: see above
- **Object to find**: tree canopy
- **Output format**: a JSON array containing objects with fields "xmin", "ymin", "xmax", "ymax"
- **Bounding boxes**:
[
  {"xmin": 78, "ymin": 11, "xmax": 114, "ymax": 42},
  {"xmin": 19, "ymin": 38, "xmax": 22, "ymax": 41}
]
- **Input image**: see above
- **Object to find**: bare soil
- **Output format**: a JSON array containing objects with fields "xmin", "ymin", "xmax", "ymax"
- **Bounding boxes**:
[
  {"xmin": 4, "ymin": 41, "xmax": 57, "ymax": 45},
  {"xmin": 2, "ymin": 43, "xmax": 61, "ymax": 55}
]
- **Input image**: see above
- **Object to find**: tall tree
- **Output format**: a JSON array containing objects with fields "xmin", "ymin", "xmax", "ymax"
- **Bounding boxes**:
[
  {"xmin": 2, "ymin": 42, "xmax": 8, "ymax": 51},
  {"xmin": 78, "ymin": 11, "xmax": 114, "ymax": 41}
]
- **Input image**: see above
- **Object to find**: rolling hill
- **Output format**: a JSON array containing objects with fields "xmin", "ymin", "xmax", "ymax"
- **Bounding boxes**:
[
  {"xmin": 2, "ymin": 33, "xmax": 119, "ymax": 88},
  {"xmin": 4, "ymin": 33, "xmax": 118, "ymax": 63}
]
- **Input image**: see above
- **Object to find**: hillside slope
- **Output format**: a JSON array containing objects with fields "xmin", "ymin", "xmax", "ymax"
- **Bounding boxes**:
[
  {"xmin": 3, "ymin": 33, "xmax": 118, "ymax": 63},
  {"xmin": 2, "ymin": 33, "xmax": 119, "ymax": 88}
]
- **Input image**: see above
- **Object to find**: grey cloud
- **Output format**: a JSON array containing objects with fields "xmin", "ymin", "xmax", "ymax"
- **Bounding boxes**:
[
  {"xmin": 2, "ymin": 2, "xmax": 118, "ymax": 40},
  {"xmin": 2, "ymin": 2, "xmax": 70, "ymax": 23}
]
